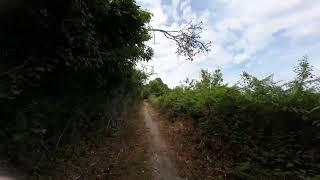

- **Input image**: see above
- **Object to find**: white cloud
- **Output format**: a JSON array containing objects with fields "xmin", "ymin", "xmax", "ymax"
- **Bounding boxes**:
[{"xmin": 137, "ymin": 0, "xmax": 320, "ymax": 87}]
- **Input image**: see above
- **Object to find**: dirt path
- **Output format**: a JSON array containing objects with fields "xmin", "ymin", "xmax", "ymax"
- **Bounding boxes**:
[
  {"xmin": 56, "ymin": 102, "xmax": 180, "ymax": 180},
  {"xmin": 4, "ymin": 102, "xmax": 226, "ymax": 179},
  {"xmin": 146, "ymin": 103, "xmax": 228, "ymax": 180},
  {"xmin": 55, "ymin": 105, "xmax": 152, "ymax": 180},
  {"xmin": 5, "ymin": 102, "xmax": 225, "ymax": 179},
  {"xmin": 142, "ymin": 102, "xmax": 179, "ymax": 180}
]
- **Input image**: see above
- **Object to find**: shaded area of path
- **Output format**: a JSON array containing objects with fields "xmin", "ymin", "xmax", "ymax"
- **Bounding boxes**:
[
  {"xmin": 10, "ymin": 102, "xmax": 182, "ymax": 179},
  {"xmin": 0, "ymin": 160, "xmax": 25, "ymax": 179},
  {"xmin": 0, "ymin": 163, "xmax": 16, "ymax": 180},
  {"xmin": 52, "ymin": 105, "xmax": 152, "ymax": 180},
  {"xmin": 143, "ymin": 102, "xmax": 179, "ymax": 180}
]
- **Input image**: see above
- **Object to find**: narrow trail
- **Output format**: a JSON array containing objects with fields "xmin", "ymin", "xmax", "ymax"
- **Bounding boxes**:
[
  {"xmin": 142, "ymin": 102, "xmax": 179, "ymax": 180},
  {"xmin": 2, "ymin": 102, "xmax": 222, "ymax": 179},
  {"xmin": 57, "ymin": 102, "xmax": 181, "ymax": 180}
]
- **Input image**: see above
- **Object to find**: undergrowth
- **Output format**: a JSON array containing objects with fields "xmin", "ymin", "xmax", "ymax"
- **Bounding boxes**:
[
  {"xmin": 147, "ymin": 57, "xmax": 320, "ymax": 179},
  {"xmin": 0, "ymin": 0, "xmax": 151, "ymax": 177}
]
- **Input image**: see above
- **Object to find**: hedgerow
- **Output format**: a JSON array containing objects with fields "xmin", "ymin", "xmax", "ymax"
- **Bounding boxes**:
[
  {"xmin": 0, "ymin": 0, "xmax": 151, "ymax": 177},
  {"xmin": 149, "ymin": 57, "xmax": 320, "ymax": 179}
]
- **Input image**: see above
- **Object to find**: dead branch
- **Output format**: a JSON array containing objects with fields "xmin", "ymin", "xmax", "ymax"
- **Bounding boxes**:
[{"xmin": 149, "ymin": 21, "xmax": 212, "ymax": 61}]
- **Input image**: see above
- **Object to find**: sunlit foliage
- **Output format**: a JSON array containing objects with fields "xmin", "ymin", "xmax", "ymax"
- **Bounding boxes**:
[{"xmin": 148, "ymin": 58, "xmax": 320, "ymax": 179}]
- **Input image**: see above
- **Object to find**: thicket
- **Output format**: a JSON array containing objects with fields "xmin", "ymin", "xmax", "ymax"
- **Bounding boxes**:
[
  {"xmin": 148, "ymin": 58, "xmax": 320, "ymax": 179},
  {"xmin": 142, "ymin": 78, "xmax": 169, "ymax": 98},
  {"xmin": 0, "ymin": 0, "xmax": 152, "ymax": 177}
]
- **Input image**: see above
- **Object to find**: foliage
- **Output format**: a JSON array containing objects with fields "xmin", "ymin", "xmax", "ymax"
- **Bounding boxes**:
[
  {"xmin": 148, "ymin": 59, "xmax": 320, "ymax": 179},
  {"xmin": 0, "ymin": 0, "xmax": 151, "ymax": 176},
  {"xmin": 143, "ymin": 78, "xmax": 169, "ymax": 98}
]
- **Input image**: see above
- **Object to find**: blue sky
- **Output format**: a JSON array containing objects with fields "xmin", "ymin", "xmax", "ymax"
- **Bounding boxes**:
[{"xmin": 137, "ymin": 0, "xmax": 320, "ymax": 87}]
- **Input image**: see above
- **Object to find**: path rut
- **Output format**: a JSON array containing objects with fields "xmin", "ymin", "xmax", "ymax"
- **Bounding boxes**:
[{"xmin": 143, "ymin": 102, "xmax": 179, "ymax": 180}]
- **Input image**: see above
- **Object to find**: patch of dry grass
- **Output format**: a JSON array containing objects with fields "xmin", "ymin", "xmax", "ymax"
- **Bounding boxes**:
[{"xmin": 54, "ymin": 104, "xmax": 152, "ymax": 180}]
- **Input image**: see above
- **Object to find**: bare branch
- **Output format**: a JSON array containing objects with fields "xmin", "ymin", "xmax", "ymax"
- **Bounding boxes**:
[{"xmin": 149, "ymin": 21, "xmax": 212, "ymax": 61}]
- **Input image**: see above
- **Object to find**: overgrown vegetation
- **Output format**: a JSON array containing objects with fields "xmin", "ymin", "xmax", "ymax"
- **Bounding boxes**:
[
  {"xmin": 1, "ymin": 0, "xmax": 318, "ymax": 178},
  {"xmin": 147, "ymin": 57, "xmax": 320, "ymax": 179},
  {"xmin": 0, "ymin": 0, "xmax": 211, "ymax": 177},
  {"xmin": 0, "ymin": 0, "xmax": 152, "ymax": 177},
  {"xmin": 143, "ymin": 78, "xmax": 169, "ymax": 98}
]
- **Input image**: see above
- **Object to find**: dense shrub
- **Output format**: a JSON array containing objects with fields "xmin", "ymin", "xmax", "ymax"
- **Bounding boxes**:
[
  {"xmin": 143, "ymin": 78, "xmax": 169, "ymax": 98},
  {"xmin": 0, "ymin": 0, "xmax": 151, "ymax": 176},
  {"xmin": 149, "ymin": 58, "xmax": 320, "ymax": 179}
]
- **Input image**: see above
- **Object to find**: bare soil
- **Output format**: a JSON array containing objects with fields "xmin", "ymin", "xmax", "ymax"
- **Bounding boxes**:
[
  {"xmin": 146, "ymin": 104, "xmax": 229, "ymax": 180},
  {"xmin": 143, "ymin": 102, "xmax": 179, "ymax": 180},
  {"xmin": 50, "ymin": 102, "xmax": 228, "ymax": 180},
  {"xmin": 57, "ymin": 104, "xmax": 152, "ymax": 180},
  {"xmin": 57, "ymin": 102, "xmax": 181, "ymax": 180}
]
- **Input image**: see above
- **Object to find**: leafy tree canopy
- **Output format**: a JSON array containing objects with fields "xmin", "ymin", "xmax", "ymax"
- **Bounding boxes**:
[
  {"xmin": 0, "ymin": 0, "xmax": 153, "ymax": 175},
  {"xmin": 143, "ymin": 78, "xmax": 169, "ymax": 98}
]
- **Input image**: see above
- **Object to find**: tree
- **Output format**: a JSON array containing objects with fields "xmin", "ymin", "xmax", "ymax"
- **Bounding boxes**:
[
  {"xmin": 0, "ymin": 0, "xmax": 212, "ymax": 175},
  {"xmin": 143, "ymin": 78, "xmax": 169, "ymax": 98},
  {"xmin": 290, "ymin": 56, "xmax": 314, "ymax": 92},
  {"xmin": 149, "ymin": 21, "xmax": 212, "ymax": 61},
  {"xmin": 0, "ymin": 0, "xmax": 153, "ymax": 175},
  {"xmin": 195, "ymin": 69, "xmax": 223, "ymax": 89}
]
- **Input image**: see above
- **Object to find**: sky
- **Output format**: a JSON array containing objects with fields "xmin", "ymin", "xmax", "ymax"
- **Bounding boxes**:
[{"xmin": 137, "ymin": 0, "xmax": 320, "ymax": 87}]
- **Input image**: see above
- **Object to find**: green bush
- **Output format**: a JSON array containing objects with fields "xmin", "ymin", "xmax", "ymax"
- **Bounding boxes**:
[
  {"xmin": 149, "ymin": 58, "xmax": 320, "ymax": 179},
  {"xmin": 143, "ymin": 78, "xmax": 169, "ymax": 98}
]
